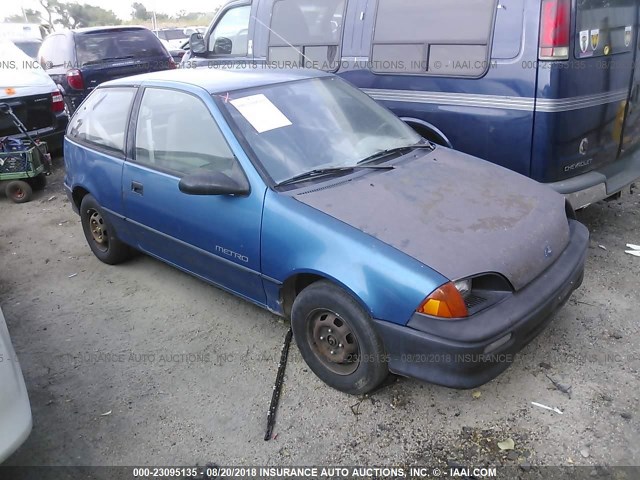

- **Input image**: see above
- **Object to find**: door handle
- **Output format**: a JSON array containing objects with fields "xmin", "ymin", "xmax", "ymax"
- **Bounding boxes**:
[{"xmin": 131, "ymin": 181, "xmax": 144, "ymax": 195}]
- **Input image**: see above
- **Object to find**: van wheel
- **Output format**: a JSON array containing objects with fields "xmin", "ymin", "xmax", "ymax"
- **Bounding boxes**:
[
  {"xmin": 80, "ymin": 194, "xmax": 131, "ymax": 265},
  {"xmin": 291, "ymin": 280, "xmax": 388, "ymax": 395},
  {"xmin": 5, "ymin": 181, "xmax": 33, "ymax": 203}
]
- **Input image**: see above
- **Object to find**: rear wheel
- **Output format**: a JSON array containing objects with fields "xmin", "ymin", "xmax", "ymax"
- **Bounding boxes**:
[
  {"xmin": 5, "ymin": 181, "xmax": 33, "ymax": 204},
  {"xmin": 80, "ymin": 194, "xmax": 132, "ymax": 265},
  {"xmin": 291, "ymin": 280, "xmax": 388, "ymax": 394}
]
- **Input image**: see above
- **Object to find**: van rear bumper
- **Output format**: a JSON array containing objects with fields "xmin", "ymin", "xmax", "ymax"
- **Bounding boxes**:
[{"xmin": 546, "ymin": 147, "xmax": 640, "ymax": 209}]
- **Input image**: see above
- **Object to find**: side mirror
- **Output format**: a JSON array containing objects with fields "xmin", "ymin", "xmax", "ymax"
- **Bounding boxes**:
[
  {"xmin": 213, "ymin": 37, "xmax": 233, "ymax": 55},
  {"xmin": 189, "ymin": 32, "xmax": 207, "ymax": 55},
  {"xmin": 179, "ymin": 171, "xmax": 249, "ymax": 196}
]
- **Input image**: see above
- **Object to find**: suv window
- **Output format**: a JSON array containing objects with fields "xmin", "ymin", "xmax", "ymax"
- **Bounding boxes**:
[
  {"xmin": 372, "ymin": 0, "xmax": 497, "ymax": 76},
  {"xmin": 75, "ymin": 29, "xmax": 165, "ymax": 66},
  {"xmin": 157, "ymin": 29, "xmax": 188, "ymax": 42},
  {"xmin": 208, "ymin": 5, "xmax": 251, "ymax": 56},
  {"xmin": 68, "ymin": 88, "xmax": 136, "ymax": 153},
  {"xmin": 134, "ymin": 88, "xmax": 240, "ymax": 178},
  {"xmin": 268, "ymin": 0, "xmax": 346, "ymax": 71}
]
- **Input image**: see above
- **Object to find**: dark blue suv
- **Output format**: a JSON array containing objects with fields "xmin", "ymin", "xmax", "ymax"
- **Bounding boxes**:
[{"xmin": 38, "ymin": 26, "xmax": 175, "ymax": 114}]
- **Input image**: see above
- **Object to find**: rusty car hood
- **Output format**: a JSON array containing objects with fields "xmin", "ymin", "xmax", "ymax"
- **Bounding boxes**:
[{"xmin": 294, "ymin": 148, "xmax": 570, "ymax": 290}]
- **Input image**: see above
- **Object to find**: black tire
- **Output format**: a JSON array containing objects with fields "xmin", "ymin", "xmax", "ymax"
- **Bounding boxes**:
[
  {"xmin": 5, "ymin": 180, "xmax": 33, "ymax": 203},
  {"xmin": 28, "ymin": 174, "xmax": 47, "ymax": 191},
  {"xmin": 80, "ymin": 194, "xmax": 132, "ymax": 265},
  {"xmin": 291, "ymin": 280, "xmax": 388, "ymax": 395}
]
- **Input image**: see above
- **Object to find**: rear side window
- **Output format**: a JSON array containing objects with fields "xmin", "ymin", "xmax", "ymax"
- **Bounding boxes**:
[
  {"xmin": 40, "ymin": 35, "xmax": 69, "ymax": 68},
  {"xmin": 75, "ymin": 30, "xmax": 165, "ymax": 66},
  {"xmin": 575, "ymin": 0, "xmax": 636, "ymax": 58},
  {"xmin": 68, "ymin": 88, "xmax": 136, "ymax": 154},
  {"xmin": 372, "ymin": 0, "xmax": 497, "ymax": 76},
  {"xmin": 268, "ymin": 0, "xmax": 347, "ymax": 72}
]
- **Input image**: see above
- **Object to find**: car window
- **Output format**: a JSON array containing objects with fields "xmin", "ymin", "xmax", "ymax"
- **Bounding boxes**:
[
  {"xmin": 575, "ymin": 0, "xmax": 636, "ymax": 58},
  {"xmin": 372, "ymin": 0, "xmax": 497, "ymax": 76},
  {"xmin": 134, "ymin": 88, "xmax": 240, "ymax": 179},
  {"xmin": 268, "ymin": 0, "xmax": 346, "ymax": 72},
  {"xmin": 14, "ymin": 39, "xmax": 42, "ymax": 59},
  {"xmin": 75, "ymin": 30, "xmax": 165, "ymax": 66},
  {"xmin": 68, "ymin": 88, "xmax": 136, "ymax": 153},
  {"xmin": 208, "ymin": 5, "xmax": 251, "ymax": 56}
]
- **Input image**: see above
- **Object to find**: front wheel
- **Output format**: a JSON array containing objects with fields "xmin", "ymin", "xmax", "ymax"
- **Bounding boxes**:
[
  {"xmin": 5, "ymin": 180, "xmax": 33, "ymax": 203},
  {"xmin": 80, "ymin": 194, "xmax": 132, "ymax": 265},
  {"xmin": 291, "ymin": 280, "xmax": 388, "ymax": 395}
]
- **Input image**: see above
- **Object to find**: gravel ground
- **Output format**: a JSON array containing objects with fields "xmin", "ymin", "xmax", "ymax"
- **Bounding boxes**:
[{"xmin": 0, "ymin": 158, "xmax": 638, "ymax": 473}]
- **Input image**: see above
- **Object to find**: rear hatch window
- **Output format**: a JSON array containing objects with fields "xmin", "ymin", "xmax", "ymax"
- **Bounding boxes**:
[
  {"xmin": 76, "ymin": 29, "xmax": 166, "ymax": 66},
  {"xmin": 157, "ymin": 29, "xmax": 188, "ymax": 41},
  {"xmin": 575, "ymin": 0, "xmax": 635, "ymax": 58}
]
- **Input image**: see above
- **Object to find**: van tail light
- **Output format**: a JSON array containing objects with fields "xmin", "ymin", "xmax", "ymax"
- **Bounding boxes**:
[
  {"xmin": 66, "ymin": 69, "xmax": 84, "ymax": 90},
  {"xmin": 51, "ymin": 91, "xmax": 65, "ymax": 112},
  {"xmin": 539, "ymin": 0, "xmax": 570, "ymax": 60}
]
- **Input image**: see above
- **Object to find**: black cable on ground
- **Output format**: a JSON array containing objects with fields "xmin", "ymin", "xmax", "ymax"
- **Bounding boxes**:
[{"xmin": 264, "ymin": 328, "xmax": 293, "ymax": 441}]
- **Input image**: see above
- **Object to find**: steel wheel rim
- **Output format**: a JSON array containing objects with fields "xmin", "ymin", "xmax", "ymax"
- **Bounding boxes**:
[
  {"xmin": 14, "ymin": 188, "xmax": 25, "ymax": 200},
  {"xmin": 306, "ymin": 309, "xmax": 360, "ymax": 375},
  {"xmin": 88, "ymin": 209, "xmax": 108, "ymax": 252}
]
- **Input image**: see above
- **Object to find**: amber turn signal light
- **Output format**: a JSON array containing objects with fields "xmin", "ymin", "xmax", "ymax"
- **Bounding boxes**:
[{"xmin": 417, "ymin": 282, "xmax": 469, "ymax": 319}]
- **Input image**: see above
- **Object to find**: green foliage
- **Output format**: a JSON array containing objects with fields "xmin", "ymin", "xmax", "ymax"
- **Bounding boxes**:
[{"xmin": 4, "ymin": 9, "xmax": 43, "ymax": 23}]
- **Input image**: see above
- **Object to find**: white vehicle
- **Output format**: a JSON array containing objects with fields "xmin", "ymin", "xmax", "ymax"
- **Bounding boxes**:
[
  {"xmin": 0, "ymin": 39, "xmax": 67, "ymax": 152},
  {"xmin": 0, "ymin": 22, "xmax": 46, "ymax": 41},
  {"xmin": 0, "ymin": 306, "xmax": 32, "ymax": 463}
]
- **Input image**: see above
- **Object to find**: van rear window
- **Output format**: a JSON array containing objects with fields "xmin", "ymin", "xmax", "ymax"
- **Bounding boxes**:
[
  {"xmin": 575, "ymin": 0, "xmax": 636, "ymax": 58},
  {"xmin": 268, "ymin": 0, "xmax": 346, "ymax": 72},
  {"xmin": 76, "ymin": 29, "xmax": 165, "ymax": 66},
  {"xmin": 372, "ymin": 0, "xmax": 497, "ymax": 76}
]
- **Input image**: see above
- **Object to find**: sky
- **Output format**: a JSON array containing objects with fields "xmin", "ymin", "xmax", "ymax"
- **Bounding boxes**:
[{"xmin": 5, "ymin": 0, "xmax": 227, "ymax": 21}]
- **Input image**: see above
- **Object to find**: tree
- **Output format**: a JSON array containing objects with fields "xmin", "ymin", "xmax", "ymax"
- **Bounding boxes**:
[
  {"xmin": 131, "ymin": 2, "xmax": 151, "ymax": 21},
  {"xmin": 4, "ymin": 9, "xmax": 43, "ymax": 23},
  {"xmin": 53, "ymin": 3, "xmax": 121, "ymax": 28}
]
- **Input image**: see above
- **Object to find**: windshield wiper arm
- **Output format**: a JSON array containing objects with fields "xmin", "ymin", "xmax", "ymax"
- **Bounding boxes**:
[
  {"xmin": 357, "ymin": 142, "xmax": 435, "ymax": 166},
  {"xmin": 82, "ymin": 56, "xmax": 136, "ymax": 66},
  {"xmin": 275, "ymin": 164, "xmax": 394, "ymax": 188}
]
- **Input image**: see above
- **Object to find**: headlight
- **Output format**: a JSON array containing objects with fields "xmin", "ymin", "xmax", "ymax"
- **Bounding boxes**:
[
  {"xmin": 416, "ymin": 282, "xmax": 469, "ymax": 319},
  {"xmin": 454, "ymin": 279, "xmax": 472, "ymax": 298},
  {"xmin": 416, "ymin": 274, "xmax": 513, "ymax": 320}
]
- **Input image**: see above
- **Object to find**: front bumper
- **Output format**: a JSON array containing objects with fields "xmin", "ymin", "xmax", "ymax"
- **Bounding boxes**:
[
  {"xmin": 547, "ymin": 147, "xmax": 640, "ymax": 209},
  {"xmin": 0, "ymin": 307, "xmax": 32, "ymax": 463},
  {"xmin": 373, "ymin": 220, "xmax": 589, "ymax": 389}
]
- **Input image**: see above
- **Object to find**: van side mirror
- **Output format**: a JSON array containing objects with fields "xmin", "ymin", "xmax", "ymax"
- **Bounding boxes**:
[
  {"xmin": 189, "ymin": 32, "xmax": 207, "ymax": 55},
  {"xmin": 179, "ymin": 171, "xmax": 249, "ymax": 196}
]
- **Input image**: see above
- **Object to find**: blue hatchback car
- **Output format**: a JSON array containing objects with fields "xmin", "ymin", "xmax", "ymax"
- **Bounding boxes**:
[{"xmin": 63, "ymin": 69, "xmax": 589, "ymax": 394}]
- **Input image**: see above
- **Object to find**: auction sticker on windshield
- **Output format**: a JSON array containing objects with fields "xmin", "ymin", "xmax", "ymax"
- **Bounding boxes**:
[{"xmin": 230, "ymin": 94, "xmax": 292, "ymax": 133}]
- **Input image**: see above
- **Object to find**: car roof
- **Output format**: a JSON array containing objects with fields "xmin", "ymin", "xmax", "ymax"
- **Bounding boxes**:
[
  {"xmin": 73, "ymin": 25, "xmax": 149, "ymax": 34},
  {"xmin": 101, "ymin": 68, "xmax": 332, "ymax": 94}
]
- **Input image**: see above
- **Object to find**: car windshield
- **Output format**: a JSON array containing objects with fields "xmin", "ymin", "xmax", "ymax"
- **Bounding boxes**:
[
  {"xmin": 76, "ymin": 30, "xmax": 165, "ymax": 66},
  {"xmin": 220, "ymin": 76, "xmax": 421, "ymax": 184},
  {"xmin": 158, "ymin": 29, "xmax": 188, "ymax": 41}
]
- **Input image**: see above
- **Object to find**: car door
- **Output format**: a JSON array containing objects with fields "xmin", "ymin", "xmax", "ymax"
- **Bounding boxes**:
[
  {"xmin": 187, "ymin": 2, "xmax": 254, "ymax": 67},
  {"xmin": 122, "ymin": 86, "xmax": 266, "ymax": 304},
  {"xmin": 619, "ymin": 3, "xmax": 640, "ymax": 158}
]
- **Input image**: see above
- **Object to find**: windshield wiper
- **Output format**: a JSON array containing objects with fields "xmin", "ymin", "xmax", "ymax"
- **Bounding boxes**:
[
  {"xmin": 275, "ymin": 165, "xmax": 394, "ymax": 188},
  {"xmin": 357, "ymin": 141, "xmax": 435, "ymax": 166}
]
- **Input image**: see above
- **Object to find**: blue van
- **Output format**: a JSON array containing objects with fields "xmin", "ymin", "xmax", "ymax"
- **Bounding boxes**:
[{"xmin": 183, "ymin": 0, "xmax": 640, "ymax": 208}]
